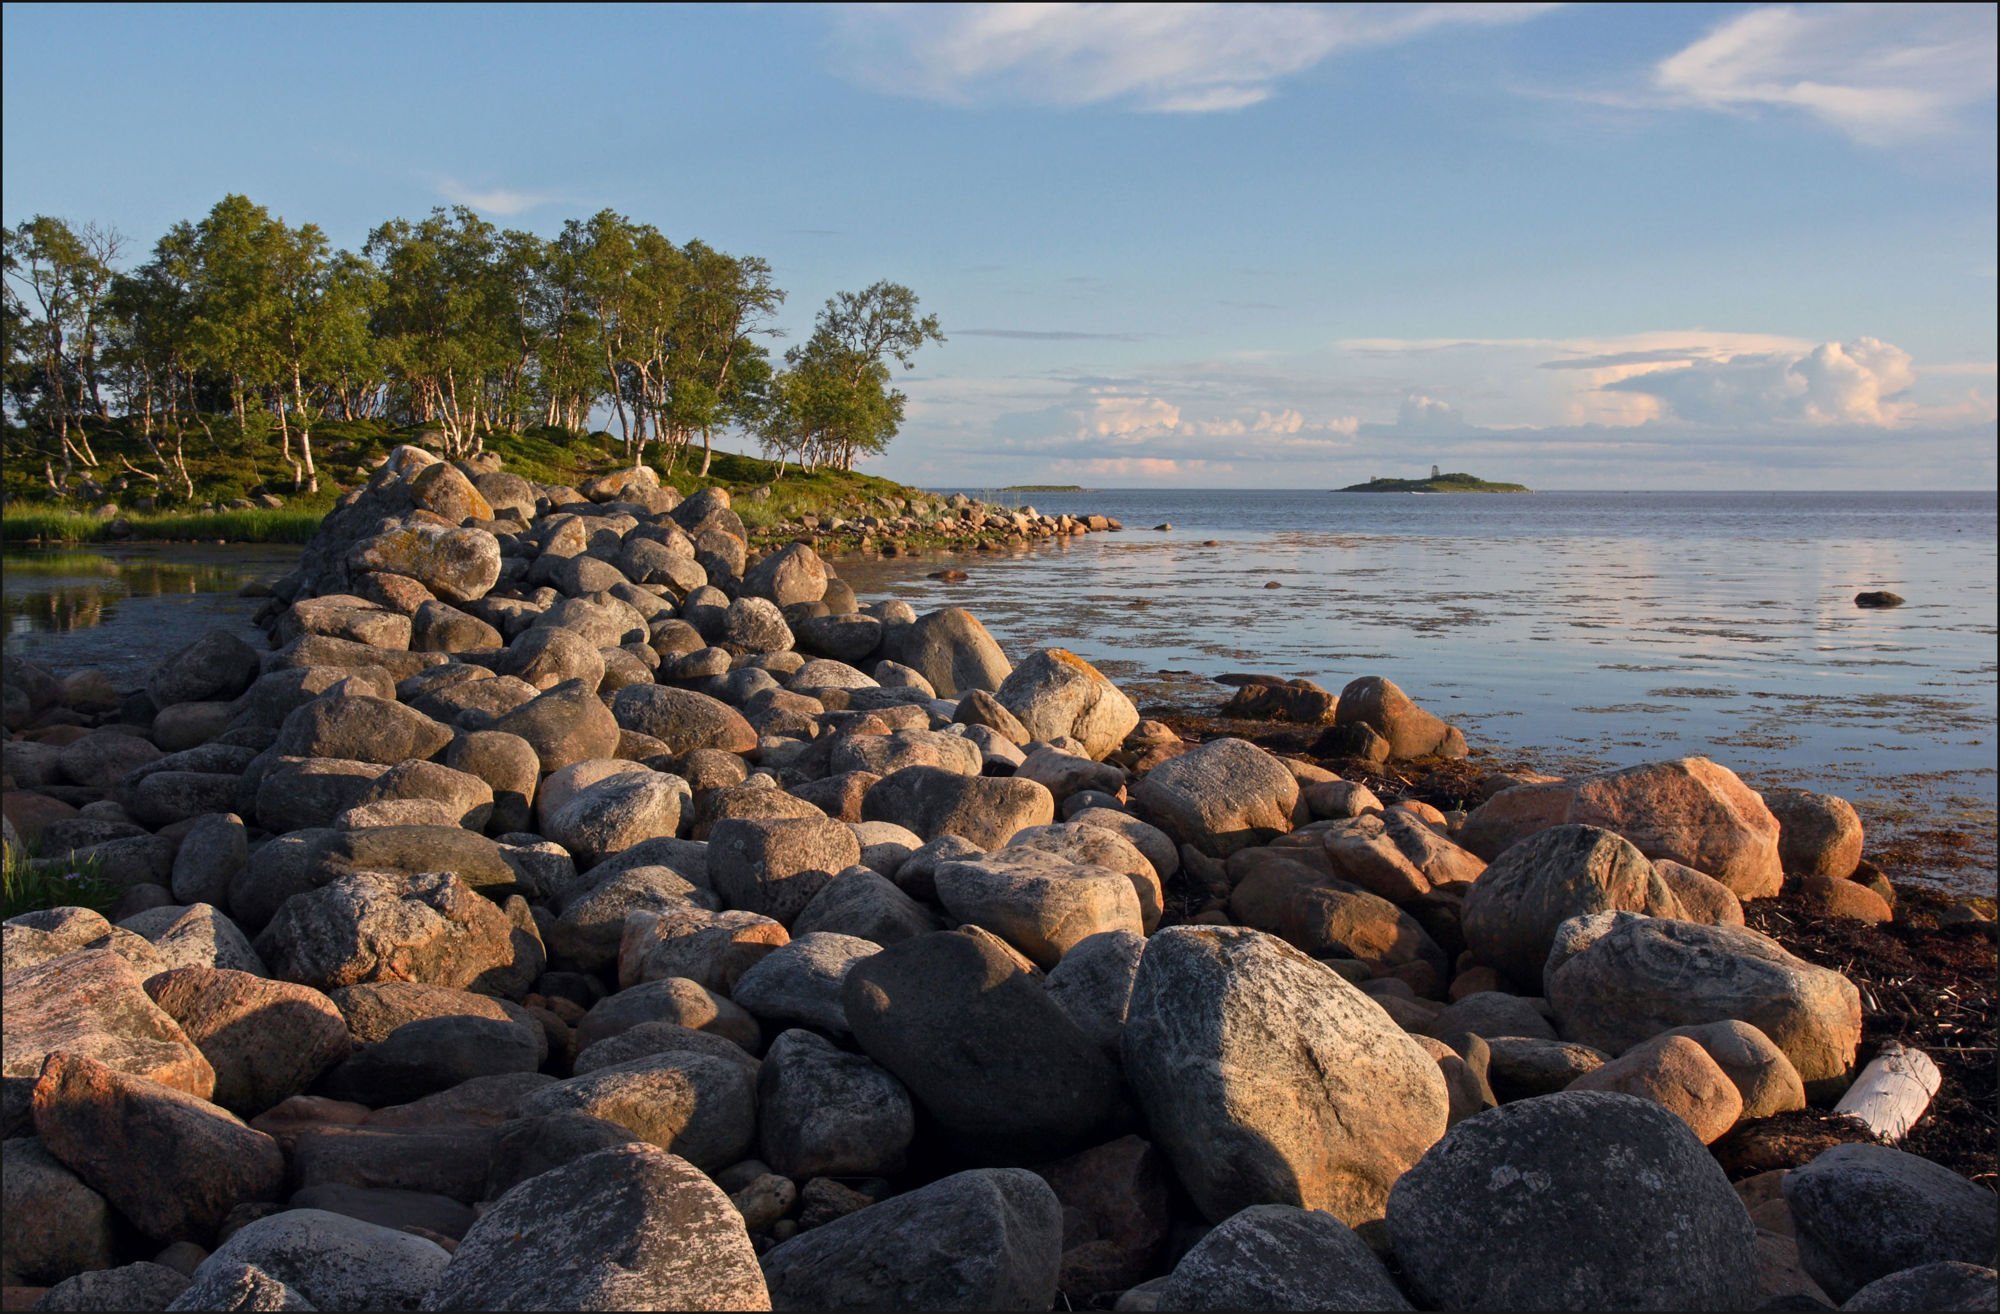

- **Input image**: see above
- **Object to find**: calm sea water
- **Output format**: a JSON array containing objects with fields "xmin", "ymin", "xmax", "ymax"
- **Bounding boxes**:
[{"xmin": 7, "ymin": 490, "xmax": 1994, "ymax": 891}]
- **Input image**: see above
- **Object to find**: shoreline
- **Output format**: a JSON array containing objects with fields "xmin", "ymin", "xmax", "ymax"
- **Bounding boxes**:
[{"xmin": 2, "ymin": 449, "xmax": 1994, "ymax": 1308}]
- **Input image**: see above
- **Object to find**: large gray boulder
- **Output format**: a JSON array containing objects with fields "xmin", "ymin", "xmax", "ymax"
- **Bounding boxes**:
[
  {"xmin": 861, "ymin": 767, "xmax": 1055, "ymax": 850},
  {"xmin": 1, "ymin": 1135, "xmax": 117, "ymax": 1285},
  {"xmin": 708, "ymin": 817, "xmax": 862, "ymax": 928},
  {"xmin": 878, "ymin": 607, "xmax": 1012, "ymax": 698},
  {"xmin": 1545, "ymin": 916, "xmax": 1861, "ymax": 1097},
  {"xmin": 165, "ymin": 1261, "xmax": 316, "ymax": 1310},
  {"xmin": 196, "ymin": 1208, "xmax": 448, "ymax": 1311},
  {"xmin": 255, "ymin": 872, "xmax": 533, "ymax": 997},
  {"xmin": 1842, "ymin": 1263, "xmax": 1999, "ymax": 1313},
  {"xmin": 610, "ymin": 685, "xmax": 758, "ymax": 755},
  {"xmin": 756, "ymin": 1029, "xmax": 914, "ymax": 1179},
  {"xmin": 1131, "ymin": 738, "xmax": 1297, "ymax": 859},
  {"xmin": 515, "ymin": 1050, "xmax": 755, "ymax": 1173},
  {"xmin": 1332, "ymin": 676, "xmax": 1466, "ymax": 760},
  {"xmin": 1385, "ymin": 1091, "xmax": 1758, "ymax": 1311},
  {"xmin": 1156, "ymin": 1204, "xmax": 1411, "ymax": 1311},
  {"xmin": 421, "ymin": 1144, "xmax": 766, "ymax": 1311},
  {"xmin": 994, "ymin": 649, "xmax": 1137, "ymax": 760},
  {"xmin": 842, "ymin": 929, "xmax": 1118, "ymax": 1160},
  {"xmin": 933, "ymin": 849, "xmax": 1144, "ymax": 969},
  {"xmin": 1121, "ymin": 926, "xmax": 1447, "ymax": 1226},
  {"xmin": 758, "ymin": 1168, "xmax": 1060, "ymax": 1311},
  {"xmin": 743, "ymin": 541, "xmax": 828, "ymax": 608},
  {"xmin": 1461, "ymin": 824, "xmax": 1676, "ymax": 987},
  {"xmin": 731, "ymin": 932, "xmax": 881, "ymax": 1034},
  {"xmin": 1783, "ymin": 1144, "xmax": 2000, "ymax": 1302},
  {"xmin": 150, "ymin": 631, "xmax": 263, "ymax": 708}
]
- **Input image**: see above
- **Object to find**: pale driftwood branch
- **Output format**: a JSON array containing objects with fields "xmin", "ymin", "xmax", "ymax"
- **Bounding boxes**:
[{"xmin": 1834, "ymin": 1042, "xmax": 1941, "ymax": 1143}]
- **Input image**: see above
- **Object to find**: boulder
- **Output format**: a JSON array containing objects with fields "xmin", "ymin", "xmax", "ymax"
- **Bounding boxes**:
[
  {"xmin": 3, "ymin": 949, "xmax": 214, "ymax": 1135},
  {"xmin": 1658, "ymin": 1020, "xmax": 1806, "ymax": 1120},
  {"xmin": 347, "ymin": 523, "xmax": 501, "ymax": 604},
  {"xmin": 759, "ymin": 1168, "xmax": 1059, "ymax": 1312},
  {"xmin": 1156, "ymin": 1204, "xmax": 1411, "ymax": 1311},
  {"xmin": 1461, "ymin": 824, "xmax": 1672, "ymax": 987},
  {"xmin": 255, "ymin": 872, "xmax": 532, "ymax": 996},
  {"xmin": 1323, "ymin": 810, "xmax": 1484, "ymax": 901},
  {"xmin": 861, "ymin": 767, "xmax": 1054, "ymax": 850},
  {"xmin": 879, "ymin": 608, "xmax": 1012, "ymax": 698},
  {"xmin": 1568, "ymin": 1033, "xmax": 1743, "ymax": 1143},
  {"xmin": 1463, "ymin": 758, "xmax": 1783, "ymax": 899},
  {"xmin": 618, "ymin": 907, "xmax": 788, "ymax": 995},
  {"xmin": 1005, "ymin": 823, "xmax": 1161, "ymax": 932},
  {"xmin": 995, "ymin": 649, "xmax": 1137, "ymax": 759},
  {"xmin": 1332, "ymin": 676, "xmax": 1466, "ymax": 760},
  {"xmin": 196, "ymin": 1207, "xmax": 450, "ymax": 1311},
  {"xmin": 933, "ymin": 849, "xmax": 1144, "ymax": 969},
  {"xmin": 1131, "ymin": 738, "xmax": 1297, "ymax": 859},
  {"xmin": 756, "ymin": 1029, "xmax": 914, "ymax": 1179},
  {"xmin": 32, "ymin": 1261, "xmax": 190, "ymax": 1311},
  {"xmin": 544, "ymin": 771, "xmax": 691, "ymax": 867},
  {"xmin": 515, "ymin": 1052, "xmax": 755, "ymax": 1172},
  {"xmin": 0, "ymin": 1135, "xmax": 117, "ymax": 1286},
  {"xmin": 575, "ymin": 977, "xmax": 758, "ymax": 1054},
  {"xmin": 149, "ymin": 632, "xmax": 263, "ymax": 709},
  {"xmin": 421, "ymin": 1144, "xmax": 766, "ymax": 1311},
  {"xmin": 1122, "ymin": 926, "xmax": 1449, "ymax": 1225},
  {"xmin": 842, "ymin": 929, "xmax": 1118, "ymax": 1160},
  {"xmin": 32, "ymin": 1052, "xmax": 285, "ymax": 1242},
  {"xmin": 789, "ymin": 868, "xmax": 943, "ymax": 946},
  {"xmin": 708, "ymin": 818, "xmax": 861, "ymax": 928},
  {"xmin": 1546, "ymin": 917, "xmax": 1861, "ymax": 1097},
  {"xmin": 1842, "ymin": 1262, "xmax": 1999, "ymax": 1313},
  {"xmin": 1043, "ymin": 930, "xmax": 1144, "ymax": 1060},
  {"xmin": 732, "ymin": 933, "xmax": 881, "ymax": 1034},
  {"xmin": 490, "ymin": 680, "xmax": 621, "ymax": 775},
  {"xmin": 1783, "ymin": 1144, "xmax": 2000, "ymax": 1302},
  {"xmin": 743, "ymin": 542, "xmax": 827, "ymax": 608},
  {"xmin": 1764, "ymin": 788, "xmax": 1864, "ymax": 879},
  {"xmin": 143, "ymin": 968, "xmax": 350, "ymax": 1116},
  {"xmin": 610, "ymin": 686, "xmax": 757, "ymax": 755}
]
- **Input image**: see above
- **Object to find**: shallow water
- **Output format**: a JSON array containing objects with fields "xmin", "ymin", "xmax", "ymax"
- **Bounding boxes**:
[
  {"xmin": 842, "ymin": 491, "xmax": 1999, "ymax": 895},
  {"xmin": 6, "ymin": 492, "xmax": 1994, "ymax": 893}
]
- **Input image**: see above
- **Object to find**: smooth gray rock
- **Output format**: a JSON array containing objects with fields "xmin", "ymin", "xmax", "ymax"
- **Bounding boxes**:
[
  {"xmin": 1130, "ymin": 738, "xmax": 1297, "ymax": 859},
  {"xmin": 1783, "ymin": 1144, "xmax": 2000, "ymax": 1302},
  {"xmin": 515, "ymin": 1050, "xmax": 755, "ymax": 1172},
  {"xmin": 790, "ymin": 868, "xmax": 943, "ymax": 946},
  {"xmin": 1156, "ymin": 1204, "xmax": 1411, "ymax": 1311},
  {"xmin": 842, "ymin": 929, "xmax": 1117, "ymax": 1161},
  {"xmin": 861, "ymin": 768, "xmax": 1054, "ymax": 850},
  {"xmin": 1, "ymin": 1135, "xmax": 116, "ymax": 1284},
  {"xmin": 708, "ymin": 817, "xmax": 861, "ymax": 928},
  {"xmin": 994, "ymin": 649, "xmax": 1136, "ymax": 760},
  {"xmin": 195, "ymin": 1209, "xmax": 449, "ymax": 1312},
  {"xmin": 731, "ymin": 933, "xmax": 880, "ymax": 1034},
  {"xmin": 32, "ymin": 1261, "xmax": 190, "ymax": 1311},
  {"xmin": 1123, "ymin": 926, "xmax": 1447, "ymax": 1226},
  {"xmin": 1385, "ymin": 1090, "xmax": 1757, "ymax": 1312},
  {"xmin": 934, "ymin": 848, "xmax": 1143, "ymax": 969},
  {"xmin": 1842, "ymin": 1262, "xmax": 1999, "ymax": 1312},
  {"xmin": 1043, "ymin": 930, "xmax": 1144, "ymax": 1059},
  {"xmin": 1462, "ymin": 824, "xmax": 1673, "ymax": 986},
  {"xmin": 420, "ymin": 1144, "xmax": 768, "ymax": 1311},
  {"xmin": 1546, "ymin": 916, "xmax": 1861, "ymax": 1097},
  {"xmin": 756, "ymin": 1029, "xmax": 914, "ymax": 1179},
  {"xmin": 759, "ymin": 1168, "xmax": 1059, "ymax": 1311},
  {"xmin": 165, "ymin": 1261, "xmax": 317, "ymax": 1310}
]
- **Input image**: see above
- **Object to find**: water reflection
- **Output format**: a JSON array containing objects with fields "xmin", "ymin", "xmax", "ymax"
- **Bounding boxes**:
[{"xmin": 1, "ymin": 545, "xmax": 298, "ymax": 687}]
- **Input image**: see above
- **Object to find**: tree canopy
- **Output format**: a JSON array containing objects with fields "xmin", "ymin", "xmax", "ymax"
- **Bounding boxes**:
[{"xmin": 2, "ymin": 197, "xmax": 940, "ymax": 499}]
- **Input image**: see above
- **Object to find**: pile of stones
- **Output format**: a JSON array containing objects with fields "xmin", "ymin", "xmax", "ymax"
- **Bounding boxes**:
[{"xmin": 1, "ymin": 447, "xmax": 1992, "ymax": 1312}]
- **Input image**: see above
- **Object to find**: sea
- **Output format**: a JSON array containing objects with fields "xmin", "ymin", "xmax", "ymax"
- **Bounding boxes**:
[{"xmin": 6, "ymin": 489, "xmax": 1995, "ymax": 893}]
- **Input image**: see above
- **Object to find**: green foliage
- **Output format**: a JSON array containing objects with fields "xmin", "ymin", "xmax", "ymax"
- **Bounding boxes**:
[
  {"xmin": 4, "ymin": 195, "xmax": 932, "ymax": 504},
  {"xmin": 1, "ymin": 845, "xmax": 120, "ymax": 919},
  {"xmin": 1340, "ymin": 473, "xmax": 1532, "ymax": 493}
]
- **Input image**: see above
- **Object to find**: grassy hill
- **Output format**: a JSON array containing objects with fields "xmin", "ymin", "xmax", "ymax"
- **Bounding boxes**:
[
  {"xmin": 0, "ymin": 419, "xmax": 936, "ymax": 545},
  {"xmin": 1339, "ymin": 472, "xmax": 1531, "ymax": 493}
]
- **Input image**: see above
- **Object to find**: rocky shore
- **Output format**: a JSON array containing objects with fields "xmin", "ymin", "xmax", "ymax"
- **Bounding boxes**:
[{"xmin": 2, "ymin": 448, "xmax": 1994, "ymax": 1313}]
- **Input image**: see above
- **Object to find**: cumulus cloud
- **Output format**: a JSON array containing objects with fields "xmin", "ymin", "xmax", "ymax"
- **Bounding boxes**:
[
  {"xmin": 1653, "ymin": 5, "xmax": 1997, "ymax": 145},
  {"xmin": 828, "ymin": 2, "xmax": 1557, "ymax": 113},
  {"xmin": 435, "ymin": 177, "xmax": 561, "ymax": 216},
  {"xmin": 1601, "ymin": 337, "xmax": 1917, "ymax": 427}
]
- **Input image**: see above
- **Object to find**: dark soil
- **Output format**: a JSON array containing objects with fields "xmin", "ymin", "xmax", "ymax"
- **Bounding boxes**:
[{"xmin": 1141, "ymin": 695, "xmax": 2000, "ymax": 1188}]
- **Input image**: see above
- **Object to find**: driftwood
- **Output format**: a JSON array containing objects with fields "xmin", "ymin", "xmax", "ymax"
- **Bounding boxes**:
[{"xmin": 1833, "ymin": 1042, "xmax": 1941, "ymax": 1143}]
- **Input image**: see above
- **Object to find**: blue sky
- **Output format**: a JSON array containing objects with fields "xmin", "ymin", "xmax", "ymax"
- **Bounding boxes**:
[{"xmin": 5, "ymin": 2, "xmax": 1995, "ymax": 488}]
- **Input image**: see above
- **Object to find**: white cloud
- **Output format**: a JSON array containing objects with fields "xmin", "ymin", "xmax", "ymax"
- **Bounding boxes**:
[
  {"xmin": 1601, "ymin": 337, "xmax": 1917, "ymax": 427},
  {"xmin": 828, "ymin": 2, "xmax": 1558, "ymax": 113},
  {"xmin": 1653, "ymin": 5, "xmax": 1997, "ymax": 145},
  {"xmin": 436, "ymin": 177, "xmax": 560, "ymax": 216}
]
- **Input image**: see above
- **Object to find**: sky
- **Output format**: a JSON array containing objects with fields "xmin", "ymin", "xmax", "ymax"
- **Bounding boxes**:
[{"xmin": 4, "ymin": 2, "xmax": 1995, "ymax": 489}]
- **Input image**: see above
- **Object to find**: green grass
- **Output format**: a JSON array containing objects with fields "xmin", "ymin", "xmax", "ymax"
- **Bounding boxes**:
[
  {"xmin": 1, "ymin": 846, "xmax": 120, "ymax": 919},
  {"xmin": 0, "ymin": 507, "xmax": 327, "ymax": 545}
]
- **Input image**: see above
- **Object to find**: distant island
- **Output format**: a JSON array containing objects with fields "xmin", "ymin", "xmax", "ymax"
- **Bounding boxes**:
[
  {"xmin": 1002, "ymin": 484, "xmax": 1085, "ymax": 492},
  {"xmin": 1340, "ymin": 470, "xmax": 1531, "ymax": 493}
]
